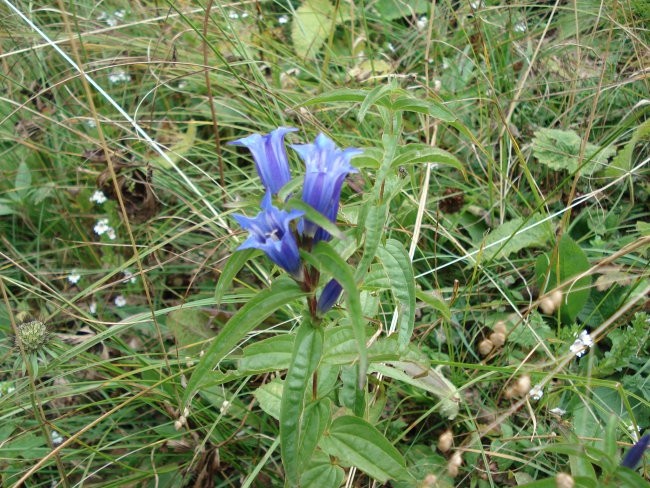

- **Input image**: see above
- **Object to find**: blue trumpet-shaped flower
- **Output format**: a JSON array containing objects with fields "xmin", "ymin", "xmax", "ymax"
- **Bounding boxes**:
[
  {"xmin": 317, "ymin": 279, "xmax": 343, "ymax": 315},
  {"xmin": 230, "ymin": 127, "xmax": 297, "ymax": 195},
  {"xmin": 233, "ymin": 192, "xmax": 304, "ymax": 279},
  {"xmin": 292, "ymin": 133, "xmax": 362, "ymax": 242},
  {"xmin": 621, "ymin": 434, "xmax": 649, "ymax": 469}
]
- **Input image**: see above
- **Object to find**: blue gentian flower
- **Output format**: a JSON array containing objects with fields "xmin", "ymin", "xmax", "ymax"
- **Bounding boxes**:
[
  {"xmin": 292, "ymin": 133, "xmax": 362, "ymax": 242},
  {"xmin": 233, "ymin": 191, "xmax": 304, "ymax": 279},
  {"xmin": 621, "ymin": 434, "xmax": 649, "ymax": 469},
  {"xmin": 317, "ymin": 279, "xmax": 343, "ymax": 315},
  {"xmin": 230, "ymin": 127, "xmax": 297, "ymax": 195}
]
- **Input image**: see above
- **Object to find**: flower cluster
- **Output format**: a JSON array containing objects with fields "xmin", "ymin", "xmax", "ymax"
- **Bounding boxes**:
[
  {"xmin": 230, "ymin": 127, "xmax": 361, "ymax": 313},
  {"xmin": 569, "ymin": 329, "xmax": 593, "ymax": 358}
]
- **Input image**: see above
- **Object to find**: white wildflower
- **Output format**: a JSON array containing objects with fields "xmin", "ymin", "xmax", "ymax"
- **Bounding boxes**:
[
  {"xmin": 220, "ymin": 400, "xmax": 231, "ymax": 414},
  {"xmin": 278, "ymin": 15, "xmax": 289, "ymax": 25},
  {"xmin": 67, "ymin": 271, "xmax": 81, "ymax": 284},
  {"xmin": 94, "ymin": 219, "xmax": 110, "ymax": 236},
  {"xmin": 470, "ymin": 0, "xmax": 484, "ymax": 9},
  {"xmin": 529, "ymin": 384, "xmax": 543, "ymax": 401},
  {"xmin": 549, "ymin": 407, "xmax": 566, "ymax": 416},
  {"xmin": 89, "ymin": 301, "xmax": 97, "ymax": 314},
  {"xmin": 228, "ymin": 10, "xmax": 239, "ymax": 19},
  {"xmin": 51, "ymin": 431, "xmax": 63, "ymax": 446},
  {"xmin": 387, "ymin": 42, "xmax": 396, "ymax": 53},
  {"xmin": 241, "ymin": 12, "xmax": 249, "ymax": 19},
  {"xmin": 114, "ymin": 9, "xmax": 125, "ymax": 19},
  {"xmin": 416, "ymin": 16, "xmax": 427, "ymax": 30},
  {"xmin": 85, "ymin": 119, "xmax": 97, "ymax": 128},
  {"xmin": 122, "ymin": 269, "xmax": 137, "ymax": 284},
  {"xmin": 108, "ymin": 69, "xmax": 131, "ymax": 84},
  {"xmin": 570, "ymin": 330, "xmax": 593, "ymax": 357},
  {"xmin": 514, "ymin": 21, "xmax": 527, "ymax": 33},
  {"xmin": 114, "ymin": 295, "xmax": 127, "ymax": 307},
  {"xmin": 89, "ymin": 190, "xmax": 107, "ymax": 205}
]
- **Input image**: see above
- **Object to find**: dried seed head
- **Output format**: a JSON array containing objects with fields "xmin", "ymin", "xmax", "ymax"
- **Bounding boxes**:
[
  {"xmin": 539, "ymin": 297, "xmax": 556, "ymax": 314},
  {"xmin": 514, "ymin": 375, "xmax": 532, "ymax": 397},
  {"xmin": 550, "ymin": 290, "xmax": 563, "ymax": 308},
  {"xmin": 555, "ymin": 472, "xmax": 575, "ymax": 488},
  {"xmin": 493, "ymin": 321, "xmax": 507, "ymax": 335},
  {"xmin": 489, "ymin": 331, "xmax": 506, "ymax": 347},
  {"xmin": 478, "ymin": 338, "xmax": 494, "ymax": 356},
  {"xmin": 447, "ymin": 451, "xmax": 463, "ymax": 477},
  {"xmin": 16, "ymin": 320, "xmax": 50, "ymax": 354},
  {"xmin": 421, "ymin": 474, "xmax": 438, "ymax": 487},
  {"xmin": 437, "ymin": 430, "xmax": 453, "ymax": 453}
]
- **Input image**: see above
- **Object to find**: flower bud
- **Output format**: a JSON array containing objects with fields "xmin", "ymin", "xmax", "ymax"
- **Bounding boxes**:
[
  {"xmin": 16, "ymin": 320, "xmax": 50, "ymax": 354},
  {"xmin": 447, "ymin": 451, "xmax": 462, "ymax": 477},
  {"xmin": 555, "ymin": 472, "xmax": 574, "ymax": 488},
  {"xmin": 489, "ymin": 331, "xmax": 506, "ymax": 347},
  {"xmin": 478, "ymin": 339, "xmax": 494, "ymax": 356},
  {"xmin": 493, "ymin": 321, "xmax": 507, "ymax": 335},
  {"xmin": 437, "ymin": 430, "xmax": 453, "ymax": 453},
  {"xmin": 539, "ymin": 297, "xmax": 556, "ymax": 314},
  {"xmin": 514, "ymin": 375, "xmax": 531, "ymax": 397}
]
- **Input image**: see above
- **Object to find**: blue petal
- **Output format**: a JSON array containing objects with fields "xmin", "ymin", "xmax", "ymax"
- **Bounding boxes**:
[
  {"xmin": 317, "ymin": 279, "xmax": 343, "ymax": 314},
  {"xmin": 621, "ymin": 434, "xmax": 649, "ymax": 469}
]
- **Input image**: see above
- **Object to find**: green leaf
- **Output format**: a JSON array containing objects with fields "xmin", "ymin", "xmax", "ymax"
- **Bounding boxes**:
[
  {"xmin": 605, "ymin": 118, "xmax": 650, "ymax": 180},
  {"xmin": 183, "ymin": 277, "xmax": 305, "ymax": 407},
  {"xmin": 532, "ymin": 128, "xmax": 616, "ymax": 175},
  {"xmin": 303, "ymin": 89, "xmax": 368, "ymax": 105},
  {"xmin": 286, "ymin": 197, "xmax": 347, "ymax": 242},
  {"xmin": 355, "ymin": 202, "xmax": 388, "ymax": 282},
  {"xmin": 358, "ymin": 83, "xmax": 394, "ymax": 123},
  {"xmin": 254, "ymin": 378, "xmax": 283, "ymax": 420},
  {"xmin": 0, "ymin": 202, "xmax": 15, "ymax": 216},
  {"xmin": 304, "ymin": 241, "xmax": 367, "ymax": 387},
  {"xmin": 475, "ymin": 214, "xmax": 552, "ymax": 261},
  {"xmin": 390, "ymin": 96, "xmax": 457, "ymax": 122},
  {"xmin": 292, "ymin": 0, "xmax": 336, "ymax": 59},
  {"xmin": 281, "ymin": 320, "xmax": 324, "ymax": 485},
  {"xmin": 536, "ymin": 234, "xmax": 592, "ymax": 323},
  {"xmin": 166, "ymin": 308, "xmax": 215, "ymax": 355},
  {"xmin": 415, "ymin": 289, "xmax": 451, "ymax": 322},
  {"xmin": 373, "ymin": 0, "xmax": 430, "ymax": 20},
  {"xmin": 298, "ymin": 398, "xmax": 331, "ymax": 471},
  {"xmin": 300, "ymin": 453, "xmax": 345, "ymax": 488},
  {"xmin": 319, "ymin": 415, "xmax": 409, "ymax": 483},
  {"xmin": 215, "ymin": 248, "xmax": 260, "ymax": 306},
  {"xmin": 391, "ymin": 144, "xmax": 464, "ymax": 173},
  {"xmin": 339, "ymin": 364, "xmax": 365, "ymax": 416},
  {"xmin": 239, "ymin": 334, "xmax": 294, "ymax": 373},
  {"xmin": 376, "ymin": 239, "xmax": 416, "ymax": 349}
]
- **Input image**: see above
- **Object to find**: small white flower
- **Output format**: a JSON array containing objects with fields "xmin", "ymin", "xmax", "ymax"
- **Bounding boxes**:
[
  {"xmin": 220, "ymin": 400, "xmax": 231, "ymax": 414},
  {"xmin": 107, "ymin": 228, "xmax": 116, "ymax": 240},
  {"xmin": 177, "ymin": 80, "xmax": 188, "ymax": 90},
  {"xmin": 89, "ymin": 190, "xmax": 107, "ymax": 205},
  {"xmin": 67, "ymin": 271, "xmax": 81, "ymax": 284},
  {"xmin": 89, "ymin": 301, "xmax": 97, "ymax": 314},
  {"xmin": 529, "ymin": 384, "xmax": 543, "ymax": 401},
  {"xmin": 122, "ymin": 269, "xmax": 137, "ymax": 284},
  {"xmin": 94, "ymin": 218, "xmax": 110, "ymax": 236},
  {"xmin": 228, "ymin": 10, "xmax": 239, "ymax": 19},
  {"xmin": 85, "ymin": 119, "xmax": 97, "ymax": 128},
  {"xmin": 108, "ymin": 69, "xmax": 131, "ymax": 84},
  {"xmin": 278, "ymin": 15, "xmax": 289, "ymax": 25},
  {"xmin": 470, "ymin": 0, "xmax": 484, "ymax": 9},
  {"xmin": 416, "ymin": 16, "xmax": 427, "ymax": 30},
  {"xmin": 514, "ymin": 21, "xmax": 527, "ymax": 33},
  {"xmin": 114, "ymin": 9, "xmax": 125, "ymax": 19},
  {"xmin": 114, "ymin": 295, "xmax": 127, "ymax": 307},
  {"xmin": 570, "ymin": 330, "xmax": 593, "ymax": 357},
  {"xmin": 387, "ymin": 42, "xmax": 396, "ymax": 53},
  {"xmin": 549, "ymin": 407, "xmax": 566, "ymax": 416},
  {"xmin": 241, "ymin": 12, "xmax": 249, "ymax": 19},
  {"xmin": 51, "ymin": 431, "xmax": 63, "ymax": 446}
]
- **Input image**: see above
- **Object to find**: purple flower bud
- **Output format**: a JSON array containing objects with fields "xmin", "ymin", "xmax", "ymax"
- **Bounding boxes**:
[
  {"xmin": 621, "ymin": 434, "xmax": 649, "ymax": 470},
  {"xmin": 233, "ymin": 191, "xmax": 304, "ymax": 279},
  {"xmin": 230, "ymin": 127, "xmax": 297, "ymax": 195},
  {"xmin": 317, "ymin": 279, "xmax": 343, "ymax": 315},
  {"xmin": 292, "ymin": 133, "xmax": 362, "ymax": 242}
]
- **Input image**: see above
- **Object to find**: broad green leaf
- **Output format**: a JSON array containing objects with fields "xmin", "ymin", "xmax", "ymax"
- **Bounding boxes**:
[
  {"xmin": 391, "ymin": 144, "xmax": 464, "ymax": 173},
  {"xmin": 0, "ymin": 202, "xmax": 15, "ymax": 216},
  {"xmin": 166, "ymin": 308, "xmax": 215, "ymax": 355},
  {"xmin": 298, "ymin": 398, "xmax": 331, "ymax": 471},
  {"xmin": 475, "ymin": 214, "xmax": 552, "ymax": 261},
  {"xmin": 303, "ymin": 89, "xmax": 368, "ymax": 105},
  {"xmin": 375, "ymin": 133, "xmax": 399, "ymax": 197},
  {"xmin": 377, "ymin": 239, "xmax": 415, "ymax": 349},
  {"xmin": 239, "ymin": 334, "xmax": 294, "ymax": 373},
  {"xmin": 292, "ymin": 0, "xmax": 336, "ymax": 59},
  {"xmin": 215, "ymin": 248, "xmax": 259, "ymax": 306},
  {"xmin": 320, "ymin": 416, "xmax": 409, "ymax": 483},
  {"xmin": 254, "ymin": 378, "xmax": 283, "ymax": 420},
  {"xmin": 536, "ymin": 234, "xmax": 591, "ymax": 323},
  {"xmin": 281, "ymin": 320, "xmax": 324, "ymax": 485},
  {"xmin": 183, "ymin": 277, "xmax": 305, "ymax": 407},
  {"xmin": 371, "ymin": 362, "xmax": 459, "ymax": 420},
  {"xmin": 390, "ymin": 96, "xmax": 457, "ymax": 122},
  {"xmin": 286, "ymin": 197, "xmax": 347, "ymax": 241},
  {"xmin": 339, "ymin": 364, "xmax": 365, "ymax": 416},
  {"xmin": 354, "ymin": 202, "xmax": 387, "ymax": 282},
  {"xmin": 532, "ymin": 128, "xmax": 615, "ymax": 175},
  {"xmin": 358, "ymin": 82, "xmax": 394, "ymax": 123},
  {"xmin": 300, "ymin": 453, "xmax": 345, "ymax": 488},
  {"xmin": 304, "ymin": 241, "xmax": 367, "ymax": 387}
]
